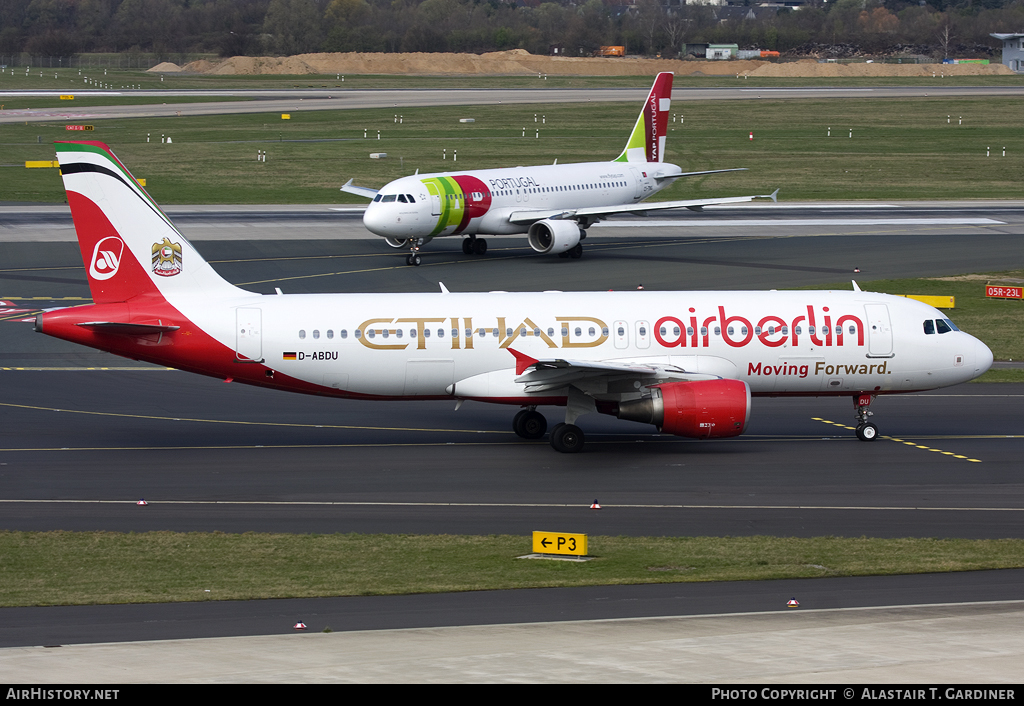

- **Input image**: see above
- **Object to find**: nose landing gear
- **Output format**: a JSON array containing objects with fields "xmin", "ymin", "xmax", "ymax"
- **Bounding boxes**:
[
  {"xmin": 854, "ymin": 394, "xmax": 878, "ymax": 441},
  {"xmin": 405, "ymin": 238, "xmax": 424, "ymax": 266}
]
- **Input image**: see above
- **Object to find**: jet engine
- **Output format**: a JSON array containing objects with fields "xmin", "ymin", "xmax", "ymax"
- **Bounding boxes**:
[
  {"xmin": 615, "ymin": 379, "xmax": 751, "ymax": 439},
  {"xmin": 527, "ymin": 219, "xmax": 583, "ymax": 255}
]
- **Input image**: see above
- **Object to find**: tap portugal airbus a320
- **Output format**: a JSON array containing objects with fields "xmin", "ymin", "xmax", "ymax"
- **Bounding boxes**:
[
  {"xmin": 39, "ymin": 141, "xmax": 992, "ymax": 453},
  {"xmin": 341, "ymin": 72, "xmax": 777, "ymax": 266}
]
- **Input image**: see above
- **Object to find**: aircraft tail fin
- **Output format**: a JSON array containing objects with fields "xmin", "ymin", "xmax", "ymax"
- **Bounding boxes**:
[
  {"xmin": 55, "ymin": 141, "xmax": 241, "ymax": 305},
  {"xmin": 614, "ymin": 72, "xmax": 673, "ymax": 164}
]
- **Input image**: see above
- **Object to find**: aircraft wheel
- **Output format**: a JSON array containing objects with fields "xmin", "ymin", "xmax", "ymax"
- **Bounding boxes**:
[
  {"xmin": 513, "ymin": 410, "xmax": 547, "ymax": 439},
  {"xmin": 473, "ymin": 238, "xmax": 488, "ymax": 255},
  {"xmin": 856, "ymin": 423, "xmax": 878, "ymax": 441},
  {"xmin": 550, "ymin": 423, "xmax": 585, "ymax": 453},
  {"xmin": 462, "ymin": 238, "xmax": 474, "ymax": 255},
  {"xmin": 569, "ymin": 244, "xmax": 583, "ymax": 259},
  {"xmin": 558, "ymin": 251, "xmax": 570, "ymax": 259},
  {"xmin": 385, "ymin": 237, "xmax": 410, "ymax": 249},
  {"xmin": 406, "ymin": 254, "xmax": 421, "ymax": 266}
]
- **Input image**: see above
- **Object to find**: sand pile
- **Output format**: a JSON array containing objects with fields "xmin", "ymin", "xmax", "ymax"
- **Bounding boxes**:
[
  {"xmin": 190, "ymin": 51, "xmax": 1012, "ymax": 77},
  {"xmin": 746, "ymin": 60, "xmax": 1013, "ymax": 77},
  {"xmin": 182, "ymin": 59, "xmax": 217, "ymax": 73},
  {"xmin": 147, "ymin": 61, "xmax": 182, "ymax": 72}
]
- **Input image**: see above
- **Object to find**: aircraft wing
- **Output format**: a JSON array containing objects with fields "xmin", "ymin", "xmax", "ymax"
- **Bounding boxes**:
[
  {"xmin": 340, "ymin": 179, "xmax": 379, "ymax": 199},
  {"xmin": 507, "ymin": 190, "xmax": 778, "ymax": 225},
  {"xmin": 508, "ymin": 349, "xmax": 718, "ymax": 393}
]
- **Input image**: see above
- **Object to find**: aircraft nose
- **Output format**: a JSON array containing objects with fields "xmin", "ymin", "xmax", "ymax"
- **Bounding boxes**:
[
  {"xmin": 362, "ymin": 204, "xmax": 389, "ymax": 236},
  {"xmin": 974, "ymin": 336, "xmax": 994, "ymax": 377}
]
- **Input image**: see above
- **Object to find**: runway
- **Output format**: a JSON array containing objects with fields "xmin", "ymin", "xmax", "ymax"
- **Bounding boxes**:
[
  {"xmin": 2, "ymin": 85, "xmax": 1024, "ymax": 123},
  {"xmin": 2, "ymin": 202, "xmax": 1023, "ymax": 674}
]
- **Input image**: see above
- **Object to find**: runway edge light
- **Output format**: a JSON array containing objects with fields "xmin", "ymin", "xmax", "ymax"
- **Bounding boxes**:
[{"xmin": 787, "ymin": 598, "xmax": 800, "ymax": 608}]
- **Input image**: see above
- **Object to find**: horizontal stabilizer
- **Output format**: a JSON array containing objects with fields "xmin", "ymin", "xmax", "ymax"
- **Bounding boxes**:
[
  {"xmin": 654, "ymin": 168, "xmax": 748, "ymax": 181},
  {"xmin": 76, "ymin": 322, "xmax": 180, "ymax": 334}
]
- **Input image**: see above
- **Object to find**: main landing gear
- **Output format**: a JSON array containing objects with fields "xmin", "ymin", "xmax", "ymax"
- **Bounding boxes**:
[
  {"xmin": 462, "ymin": 237, "xmax": 487, "ymax": 256},
  {"xmin": 854, "ymin": 393, "xmax": 878, "ymax": 441},
  {"xmin": 557, "ymin": 244, "xmax": 583, "ymax": 260},
  {"xmin": 511, "ymin": 408, "xmax": 585, "ymax": 453}
]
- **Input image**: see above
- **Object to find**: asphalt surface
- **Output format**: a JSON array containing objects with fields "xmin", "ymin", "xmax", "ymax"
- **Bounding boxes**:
[
  {"xmin": 3, "ymin": 86, "xmax": 1024, "ymax": 123},
  {"xmin": 2, "ymin": 203, "xmax": 1024, "ymax": 651}
]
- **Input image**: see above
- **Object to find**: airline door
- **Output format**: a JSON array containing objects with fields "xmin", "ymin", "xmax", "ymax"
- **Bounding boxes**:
[
  {"xmin": 864, "ymin": 304, "xmax": 894, "ymax": 357},
  {"xmin": 629, "ymin": 167, "xmax": 643, "ymax": 199},
  {"xmin": 425, "ymin": 182, "xmax": 441, "ymax": 216},
  {"xmin": 613, "ymin": 321, "xmax": 629, "ymax": 350},
  {"xmin": 236, "ymin": 307, "xmax": 263, "ymax": 362},
  {"xmin": 635, "ymin": 320, "xmax": 650, "ymax": 349}
]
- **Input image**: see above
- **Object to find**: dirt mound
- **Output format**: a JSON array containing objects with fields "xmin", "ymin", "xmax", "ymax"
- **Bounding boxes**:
[
  {"xmin": 194, "ymin": 51, "xmax": 1013, "ymax": 77},
  {"xmin": 182, "ymin": 59, "xmax": 216, "ymax": 73},
  {"xmin": 747, "ymin": 60, "xmax": 1012, "ymax": 77},
  {"xmin": 148, "ymin": 62, "xmax": 182, "ymax": 73}
]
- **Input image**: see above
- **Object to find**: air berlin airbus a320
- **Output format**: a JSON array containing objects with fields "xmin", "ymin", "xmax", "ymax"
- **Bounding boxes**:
[
  {"xmin": 342, "ymin": 72, "xmax": 776, "ymax": 265},
  {"xmin": 38, "ymin": 141, "xmax": 992, "ymax": 453}
]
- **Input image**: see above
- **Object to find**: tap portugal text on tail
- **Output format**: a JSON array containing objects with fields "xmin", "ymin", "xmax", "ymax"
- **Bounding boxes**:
[
  {"xmin": 341, "ymin": 72, "xmax": 777, "ymax": 266},
  {"xmin": 39, "ymin": 141, "xmax": 992, "ymax": 453}
]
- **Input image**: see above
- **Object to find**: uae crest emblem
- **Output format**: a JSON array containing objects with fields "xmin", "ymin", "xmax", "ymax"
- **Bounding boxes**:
[{"xmin": 152, "ymin": 238, "xmax": 182, "ymax": 277}]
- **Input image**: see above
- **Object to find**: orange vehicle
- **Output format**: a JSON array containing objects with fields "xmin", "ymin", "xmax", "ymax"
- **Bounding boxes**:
[{"xmin": 596, "ymin": 46, "xmax": 625, "ymax": 57}]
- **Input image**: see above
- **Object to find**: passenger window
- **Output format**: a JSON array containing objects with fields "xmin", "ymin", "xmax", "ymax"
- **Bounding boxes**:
[
  {"xmin": 714, "ymin": 327, "xmax": 721, "ymax": 336},
  {"xmin": 602, "ymin": 327, "xmax": 609, "ymax": 336},
  {"xmin": 355, "ymin": 329, "xmax": 361, "ymax": 338},
  {"xmin": 936, "ymin": 319, "xmax": 952, "ymax": 334},
  {"xmin": 638, "ymin": 326, "xmax": 646, "ymax": 336},
  {"xmin": 326, "ymin": 330, "xmax": 333, "ymax": 339},
  {"xmin": 424, "ymin": 329, "xmax": 430, "ymax": 338},
  {"xmin": 782, "ymin": 326, "xmax": 789, "ymax": 336},
  {"xmin": 534, "ymin": 328, "xmax": 541, "ymax": 336},
  {"xmin": 795, "ymin": 326, "xmax": 802, "ymax": 335},
  {"xmin": 686, "ymin": 327, "xmax": 693, "ymax": 336},
  {"xmin": 438, "ymin": 329, "xmax": 445, "ymax": 338},
  {"xmin": 575, "ymin": 327, "xmax": 582, "ymax": 337},
  {"xmin": 673, "ymin": 326, "xmax": 680, "ymax": 336},
  {"xmin": 548, "ymin": 328, "xmax": 555, "ymax": 337},
  {"xmin": 452, "ymin": 329, "xmax": 458, "ymax": 338},
  {"xmin": 808, "ymin": 326, "xmax": 815, "ymax": 335},
  {"xmin": 727, "ymin": 326, "xmax": 734, "ymax": 336},
  {"xmin": 701, "ymin": 327, "xmax": 708, "ymax": 336},
  {"xmin": 848, "ymin": 325, "xmax": 856, "ymax": 335},
  {"xmin": 755, "ymin": 326, "xmax": 762, "ymax": 336},
  {"xmin": 382, "ymin": 330, "xmax": 389, "ymax": 338},
  {"xmin": 340, "ymin": 330, "xmax": 348, "ymax": 339},
  {"xmin": 313, "ymin": 330, "xmax": 319, "ymax": 339},
  {"xmin": 395, "ymin": 329, "xmax": 402, "ymax": 338},
  {"xmin": 299, "ymin": 330, "xmax": 306, "ymax": 339},
  {"xmin": 924, "ymin": 320, "xmax": 935, "ymax": 335},
  {"xmin": 617, "ymin": 326, "xmax": 625, "ymax": 336},
  {"xmin": 740, "ymin": 326, "xmax": 748, "ymax": 336}
]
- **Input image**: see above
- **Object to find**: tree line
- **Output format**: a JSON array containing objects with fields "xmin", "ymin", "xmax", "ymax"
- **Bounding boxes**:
[{"xmin": 1, "ymin": 0, "xmax": 1021, "ymax": 61}]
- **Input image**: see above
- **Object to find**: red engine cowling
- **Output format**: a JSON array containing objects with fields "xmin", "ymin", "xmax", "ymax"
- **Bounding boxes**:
[
  {"xmin": 616, "ymin": 379, "xmax": 751, "ymax": 439},
  {"xmin": 656, "ymin": 379, "xmax": 750, "ymax": 438}
]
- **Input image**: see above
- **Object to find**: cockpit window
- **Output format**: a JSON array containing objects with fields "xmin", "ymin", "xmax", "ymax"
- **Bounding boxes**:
[
  {"xmin": 923, "ymin": 320, "xmax": 935, "ymax": 335},
  {"xmin": 398, "ymin": 194, "xmax": 408, "ymax": 203},
  {"xmin": 406, "ymin": 194, "xmax": 415, "ymax": 202},
  {"xmin": 936, "ymin": 319, "xmax": 953, "ymax": 334},
  {"xmin": 944, "ymin": 318, "xmax": 960, "ymax": 332},
  {"xmin": 381, "ymin": 194, "xmax": 397, "ymax": 202},
  {"xmin": 373, "ymin": 194, "xmax": 382, "ymax": 202}
]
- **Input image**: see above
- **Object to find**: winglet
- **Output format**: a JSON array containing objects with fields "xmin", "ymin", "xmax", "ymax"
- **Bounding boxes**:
[
  {"xmin": 508, "ymin": 348, "xmax": 539, "ymax": 375},
  {"xmin": 769, "ymin": 188, "xmax": 780, "ymax": 203},
  {"xmin": 439, "ymin": 281, "xmax": 450, "ymax": 294},
  {"xmin": 852, "ymin": 280, "xmax": 861, "ymax": 292}
]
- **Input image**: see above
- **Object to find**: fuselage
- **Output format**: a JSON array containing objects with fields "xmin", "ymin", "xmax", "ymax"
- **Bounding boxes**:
[
  {"xmin": 42, "ymin": 289, "xmax": 992, "ymax": 403},
  {"xmin": 362, "ymin": 161, "xmax": 672, "ymax": 240}
]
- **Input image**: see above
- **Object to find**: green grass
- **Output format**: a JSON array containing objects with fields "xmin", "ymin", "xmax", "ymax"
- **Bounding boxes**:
[
  {"xmin": 2, "ymin": 93, "xmax": 1024, "ymax": 204},
  {"xmin": 2, "ymin": 531, "xmax": 1022, "ymax": 607}
]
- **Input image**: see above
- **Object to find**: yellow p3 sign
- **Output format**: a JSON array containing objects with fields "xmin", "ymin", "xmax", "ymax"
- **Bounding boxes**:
[{"xmin": 532, "ymin": 531, "xmax": 587, "ymax": 556}]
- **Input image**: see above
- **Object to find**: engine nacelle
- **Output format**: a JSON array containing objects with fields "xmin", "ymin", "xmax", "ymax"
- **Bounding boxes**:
[
  {"xmin": 527, "ymin": 219, "xmax": 582, "ymax": 255},
  {"xmin": 616, "ymin": 379, "xmax": 751, "ymax": 439}
]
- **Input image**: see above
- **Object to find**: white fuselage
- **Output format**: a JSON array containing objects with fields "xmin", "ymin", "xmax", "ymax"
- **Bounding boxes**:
[
  {"xmin": 180, "ymin": 289, "xmax": 991, "ymax": 402},
  {"xmin": 362, "ymin": 161, "xmax": 672, "ymax": 240}
]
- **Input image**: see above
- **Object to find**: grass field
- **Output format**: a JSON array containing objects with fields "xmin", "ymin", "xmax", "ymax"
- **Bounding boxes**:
[
  {"xmin": 2, "ymin": 92, "xmax": 1023, "ymax": 204},
  {"xmin": 2, "ymin": 531, "xmax": 1022, "ymax": 607}
]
